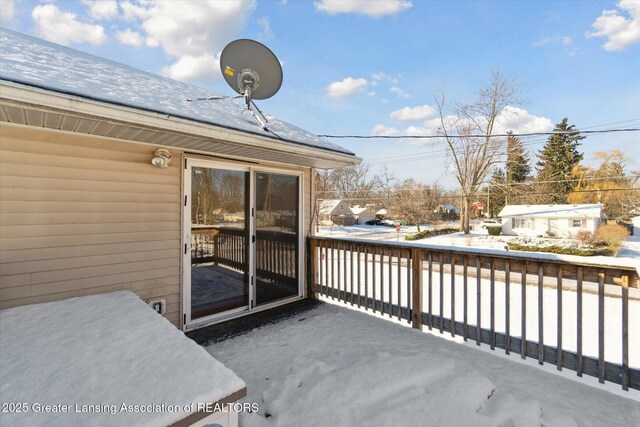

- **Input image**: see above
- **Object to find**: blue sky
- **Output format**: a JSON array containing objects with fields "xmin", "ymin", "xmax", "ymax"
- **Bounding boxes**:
[{"xmin": 1, "ymin": 0, "xmax": 638, "ymax": 188}]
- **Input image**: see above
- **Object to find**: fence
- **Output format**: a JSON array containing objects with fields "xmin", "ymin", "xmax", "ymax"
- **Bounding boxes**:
[{"xmin": 308, "ymin": 236, "xmax": 639, "ymax": 391}]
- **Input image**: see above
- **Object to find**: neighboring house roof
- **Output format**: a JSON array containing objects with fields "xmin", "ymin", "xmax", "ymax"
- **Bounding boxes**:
[
  {"xmin": 351, "ymin": 206, "xmax": 373, "ymax": 215},
  {"xmin": 498, "ymin": 204, "xmax": 603, "ymax": 218},
  {"xmin": 318, "ymin": 199, "xmax": 352, "ymax": 216},
  {"xmin": 376, "ymin": 208, "xmax": 388, "ymax": 216},
  {"xmin": 0, "ymin": 28, "xmax": 358, "ymax": 168}
]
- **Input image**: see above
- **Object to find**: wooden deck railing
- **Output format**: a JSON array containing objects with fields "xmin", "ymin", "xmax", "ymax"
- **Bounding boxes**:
[
  {"xmin": 192, "ymin": 226, "xmax": 297, "ymax": 286},
  {"xmin": 308, "ymin": 236, "xmax": 640, "ymax": 391}
]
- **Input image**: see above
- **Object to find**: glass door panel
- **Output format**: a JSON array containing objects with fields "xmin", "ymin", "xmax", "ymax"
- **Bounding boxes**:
[
  {"xmin": 190, "ymin": 167, "xmax": 249, "ymax": 319},
  {"xmin": 254, "ymin": 172, "xmax": 300, "ymax": 306}
]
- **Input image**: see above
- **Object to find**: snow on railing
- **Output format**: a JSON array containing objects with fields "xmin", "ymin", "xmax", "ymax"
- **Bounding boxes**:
[{"xmin": 308, "ymin": 236, "xmax": 639, "ymax": 391}]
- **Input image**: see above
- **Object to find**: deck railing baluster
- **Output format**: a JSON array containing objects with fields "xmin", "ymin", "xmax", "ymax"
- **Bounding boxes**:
[
  {"xmin": 463, "ymin": 255, "xmax": 468, "ymax": 342},
  {"xmin": 577, "ymin": 266, "xmax": 583, "ymax": 376},
  {"xmin": 476, "ymin": 256, "xmax": 481, "ymax": 346},
  {"xmin": 451, "ymin": 254, "xmax": 456, "ymax": 337},
  {"xmin": 505, "ymin": 260, "xmax": 510, "ymax": 355},
  {"xmin": 538, "ymin": 263, "xmax": 544, "ymax": 365},
  {"xmin": 439, "ymin": 253, "xmax": 444, "ymax": 334},
  {"xmin": 557, "ymin": 265, "xmax": 563, "ymax": 371}
]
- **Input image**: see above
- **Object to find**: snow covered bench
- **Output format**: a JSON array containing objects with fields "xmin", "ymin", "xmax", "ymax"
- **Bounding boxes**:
[{"xmin": 0, "ymin": 291, "xmax": 246, "ymax": 427}]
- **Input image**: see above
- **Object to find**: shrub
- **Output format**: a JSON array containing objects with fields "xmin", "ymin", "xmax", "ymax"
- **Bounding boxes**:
[
  {"xmin": 405, "ymin": 228, "xmax": 458, "ymax": 241},
  {"xmin": 595, "ymin": 223, "xmax": 630, "ymax": 255},
  {"xmin": 574, "ymin": 229, "xmax": 593, "ymax": 245},
  {"xmin": 486, "ymin": 226, "xmax": 502, "ymax": 236},
  {"xmin": 507, "ymin": 242, "xmax": 613, "ymax": 257}
]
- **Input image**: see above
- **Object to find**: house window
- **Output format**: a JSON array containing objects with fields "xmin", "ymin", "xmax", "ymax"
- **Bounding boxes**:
[
  {"xmin": 572, "ymin": 219, "xmax": 582, "ymax": 227},
  {"xmin": 514, "ymin": 218, "xmax": 531, "ymax": 229}
]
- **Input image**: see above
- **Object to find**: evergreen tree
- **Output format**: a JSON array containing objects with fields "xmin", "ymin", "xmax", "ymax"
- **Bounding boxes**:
[
  {"xmin": 536, "ymin": 118, "xmax": 584, "ymax": 203},
  {"xmin": 488, "ymin": 168, "xmax": 506, "ymax": 217},
  {"xmin": 506, "ymin": 133, "xmax": 531, "ymax": 184}
]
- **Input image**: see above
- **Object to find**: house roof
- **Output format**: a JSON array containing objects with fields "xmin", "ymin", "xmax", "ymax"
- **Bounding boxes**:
[
  {"xmin": 498, "ymin": 204, "xmax": 603, "ymax": 218},
  {"xmin": 318, "ymin": 199, "xmax": 351, "ymax": 215},
  {"xmin": 351, "ymin": 206, "xmax": 373, "ymax": 215},
  {"xmin": 0, "ymin": 28, "xmax": 358, "ymax": 167}
]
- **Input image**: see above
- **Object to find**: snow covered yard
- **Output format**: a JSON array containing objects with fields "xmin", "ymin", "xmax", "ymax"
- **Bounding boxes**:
[
  {"xmin": 207, "ymin": 303, "xmax": 640, "ymax": 427},
  {"xmin": 318, "ymin": 225, "xmax": 640, "ymax": 267}
]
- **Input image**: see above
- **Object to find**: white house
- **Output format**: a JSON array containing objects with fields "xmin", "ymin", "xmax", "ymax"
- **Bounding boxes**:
[
  {"xmin": 632, "ymin": 216, "xmax": 640, "ymax": 236},
  {"xmin": 317, "ymin": 199, "xmax": 355, "ymax": 225},
  {"xmin": 499, "ymin": 204, "xmax": 603, "ymax": 237},
  {"xmin": 351, "ymin": 206, "xmax": 376, "ymax": 224}
]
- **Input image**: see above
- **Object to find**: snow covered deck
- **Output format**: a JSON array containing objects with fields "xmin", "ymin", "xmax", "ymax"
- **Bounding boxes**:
[
  {"xmin": 208, "ymin": 302, "xmax": 640, "ymax": 426},
  {"xmin": 0, "ymin": 291, "xmax": 245, "ymax": 427}
]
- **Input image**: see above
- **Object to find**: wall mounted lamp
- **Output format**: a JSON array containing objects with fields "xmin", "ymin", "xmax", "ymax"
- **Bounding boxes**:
[{"xmin": 151, "ymin": 148, "xmax": 172, "ymax": 168}]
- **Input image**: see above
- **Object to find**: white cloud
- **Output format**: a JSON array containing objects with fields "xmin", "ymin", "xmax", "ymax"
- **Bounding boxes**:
[
  {"xmin": 118, "ymin": 1, "xmax": 255, "ymax": 82},
  {"xmin": 120, "ymin": 1, "xmax": 150, "ymax": 21},
  {"xmin": 162, "ymin": 53, "xmax": 220, "ymax": 82},
  {"xmin": 82, "ymin": 0, "xmax": 118, "ymax": 20},
  {"xmin": 587, "ymin": 0, "xmax": 640, "ymax": 51},
  {"xmin": 390, "ymin": 105, "xmax": 435, "ymax": 121},
  {"xmin": 374, "ymin": 106, "xmax": 552, "ymax": 145},
  {"xmin": 32, "ymin": 4, "xmax": 107, "ymax": 47},
  {"xmin": 372, "ymin": 71, "xmax": 398, "ymax": 84},
  {"xmin": 494, "ymin": 106, "xmax": 553, "ymax": 134},
  {"xmin": 116, "ymin": 28, "xmax": 144, "ymax": 46},
  {"xmin": 258, "ymin": 17, "xmax": 274, "ymax": 40},
  {"xmin": 1, "ymin": 0, "xmax": 16, "ymax": 25},
  {"xmin": 327, "ymin": 77, "xmax": 369, "ymax": 98},
  {"xmin": 371, "ymin": 124, "xmax": 401, "ymax": 136},
  {"xmin": 532, "ymin": 34, "xmax": 577, "ymax": 56},
  {"xmin": 390, "ymin": 86, "xmax": 411, "ymax": 99},
  {"xmin": 315, "ymin": 0, "xmax": 412, "ymax": 18}
]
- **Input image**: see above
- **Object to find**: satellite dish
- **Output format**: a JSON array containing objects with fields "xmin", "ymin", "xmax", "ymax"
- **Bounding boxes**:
[{"xmin": 220, "ymin": 39, "xmax": 283, "ymax": 108}]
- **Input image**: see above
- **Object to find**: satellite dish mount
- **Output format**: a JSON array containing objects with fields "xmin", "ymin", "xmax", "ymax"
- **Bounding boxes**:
[
  {"xmin": 220, "ymin": 39, "xmax": 283, "ymax": 131},
  {"xmin": 186, "ymin": 39, "xmax": 282, "ymax": 134}
]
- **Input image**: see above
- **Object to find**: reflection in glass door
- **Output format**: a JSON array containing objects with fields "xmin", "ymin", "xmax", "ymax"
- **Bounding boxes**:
[
  {"xmin": 254, "ymin": 172, "xmax": 300, "ymax": 306},
  {"xmin": 190, "ymin": 166, "xmax": 249, "ymax": 319}
]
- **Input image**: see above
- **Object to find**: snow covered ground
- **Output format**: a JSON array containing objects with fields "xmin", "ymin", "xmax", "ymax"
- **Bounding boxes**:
[{"xmin": 207, "ymin": 303, "xmax": 640, "ymax": 427}]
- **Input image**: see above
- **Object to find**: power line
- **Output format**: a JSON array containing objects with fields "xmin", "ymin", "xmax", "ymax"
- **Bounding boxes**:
[
  {"xmin": 316, "ymin": 175, "xmax": 640, "ymax": 194},
  {"xmin": 319, "ymin": 127, "xmax": 640, "ymax": 139},
  {"xmin": 317, "ymin": 187, "xmax": 640, "ymax": 202}
]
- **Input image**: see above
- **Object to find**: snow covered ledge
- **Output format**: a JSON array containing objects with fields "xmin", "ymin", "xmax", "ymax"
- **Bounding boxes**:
[{"xmin": 0, "ymin": 291, "xmax": 246, "ymax": 427}]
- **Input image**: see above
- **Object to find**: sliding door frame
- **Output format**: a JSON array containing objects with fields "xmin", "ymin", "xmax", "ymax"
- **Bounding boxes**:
[{"xmin": 182, "ymin": 157, "xmax": 304, "ymax": 331}]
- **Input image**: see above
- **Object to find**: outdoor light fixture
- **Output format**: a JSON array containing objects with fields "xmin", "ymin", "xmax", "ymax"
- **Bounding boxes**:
[{"xmin": 151, "ymin": 148, "xmax": 172, "ymax": 168}]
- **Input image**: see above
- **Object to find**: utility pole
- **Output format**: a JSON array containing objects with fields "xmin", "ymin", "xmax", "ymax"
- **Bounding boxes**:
[{"xmin": 486, "ymin": 185, "xmax": 490, "ymax": 218}]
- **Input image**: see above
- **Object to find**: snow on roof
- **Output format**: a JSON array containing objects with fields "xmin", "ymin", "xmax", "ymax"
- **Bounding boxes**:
[
  {"xmin": 0, "ymin": 291, "xmax": 245, "ymax": 427},
  {"xmin": 0, "ymin": 28, "xmax": 354, "ymax": 156},
  {"xmin": 318, "ymin": 199, "xmax": 351, "ymax": 215},
  {"xmin": 351, "ymin": 206, "xmax": 372, "ymax": 215},
  {"xmin": 498, "ymin": 204, "xmax": 603, "ymax": 218},
  {"xmin": 376, "ymin": 208, "xmax": 388, "ymax": 215}
]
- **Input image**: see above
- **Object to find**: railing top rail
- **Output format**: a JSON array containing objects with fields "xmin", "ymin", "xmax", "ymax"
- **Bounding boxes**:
[{"xmin": 310, "ymin": 235, "xmax": 640, "ymax": 274}]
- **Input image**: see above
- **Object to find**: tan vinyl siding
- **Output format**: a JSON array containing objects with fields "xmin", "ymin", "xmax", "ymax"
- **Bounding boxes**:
[{"xmin": 0, "ymin": 126, "xmax": 182, "ymax": 326}]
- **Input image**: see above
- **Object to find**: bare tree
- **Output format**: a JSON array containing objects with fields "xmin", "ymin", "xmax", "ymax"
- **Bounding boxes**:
[
  {"xmin": 391, "ymin": 180, "xmax": 445, "ymax": 231},
  {"xmin": 435, "ymin": 71, "xmax": 524, "ymax": 233}
]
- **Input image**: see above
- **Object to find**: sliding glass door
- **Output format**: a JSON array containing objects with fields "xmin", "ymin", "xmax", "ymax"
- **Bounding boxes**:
[
  {"xmin": 254, "ymin": 172, "xmax": 300, "ymax": 306},
  {"xmin": 184, "ymin": 160, "xmax": 302, "ymax": 328},
  {"xmin": 189, "ymin": 165, "xmax": 250, "ymax": 319}
]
